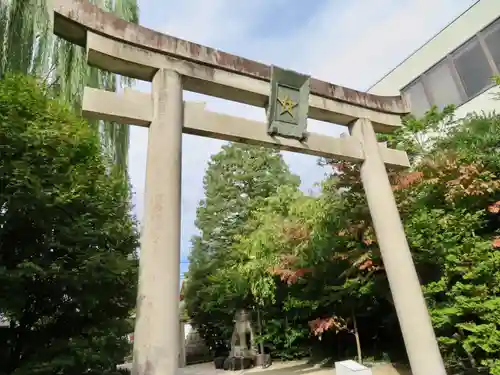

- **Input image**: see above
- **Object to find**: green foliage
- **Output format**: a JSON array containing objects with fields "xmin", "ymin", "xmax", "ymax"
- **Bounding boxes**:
[
  {"xmin": 0, "ymin": 74, "xmax": 139, "ymax": 375},
  {"xmin": 378, "ymin": 104, "xmax": 456, "ymax": 163},
  {"xmin": 0, "ymin": 0, "xmax": 140, "ymax": 172},
  {"xmin": 184, "ymin": 105, "xmax": 500, "ymax": 373},
  {"xmin": 404, "ymin": 113, "xmax": 500, "ymax": 374},
  {"xmin": 184, "ymin": 143, "xmax": 299, "ymax": 355}
]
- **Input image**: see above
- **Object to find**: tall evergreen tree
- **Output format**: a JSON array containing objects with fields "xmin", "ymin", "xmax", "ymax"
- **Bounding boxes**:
[{"xmin": 185, "ymin": 143, "xmax": 300, "ymax": 353}]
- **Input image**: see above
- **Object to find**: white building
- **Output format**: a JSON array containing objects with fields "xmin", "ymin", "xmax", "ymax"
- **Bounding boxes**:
[{"xmin": 369, "ymin": 0, "xmax": 500, "ymax": 119}]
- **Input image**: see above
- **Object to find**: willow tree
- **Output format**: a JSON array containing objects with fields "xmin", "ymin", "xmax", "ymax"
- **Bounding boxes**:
[{"xmin": 0, "ymin": 0, "xmax": 139, "ymax": 171}]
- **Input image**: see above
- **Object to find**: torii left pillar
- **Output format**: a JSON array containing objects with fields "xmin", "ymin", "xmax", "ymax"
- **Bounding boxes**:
[{"xmin": 132, "ymin": 69, "xmax": 183, "ymax": 375}]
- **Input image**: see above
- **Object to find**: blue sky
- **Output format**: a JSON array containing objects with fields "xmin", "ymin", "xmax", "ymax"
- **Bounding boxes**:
[{"xmin": 129, "ymin": 0, "xmax": 477, "ymax": 279}]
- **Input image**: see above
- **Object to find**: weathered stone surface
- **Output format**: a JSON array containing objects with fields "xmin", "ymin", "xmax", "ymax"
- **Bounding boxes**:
[
  {"xmin": 82, "ymin": 31, "xmax": 404, "ymax": 132},
  {"xmin": 267, "ymin": 66, "xmax": 310, "ymax": 140},
  {"xmin": 51, "ymin": 0, "xmax": 410, "ymax": 118},
  {"xmin": 81, "ymin": 87, "xmax": 410, "ymax": 169}
]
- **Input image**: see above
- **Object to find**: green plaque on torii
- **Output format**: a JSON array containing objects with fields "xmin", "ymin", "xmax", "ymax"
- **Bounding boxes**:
[{"xmin": 267, "ymin": 65, "xmax": 310, "ymax": 141}]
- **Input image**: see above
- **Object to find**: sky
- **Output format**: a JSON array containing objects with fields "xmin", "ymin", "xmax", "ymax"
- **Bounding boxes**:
[{"xmin": 129, "ymin": 0, "xmax": 478, "ymax": 278}]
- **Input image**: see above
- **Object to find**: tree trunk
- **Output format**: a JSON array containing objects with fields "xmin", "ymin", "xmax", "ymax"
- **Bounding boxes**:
[
  {"xmin": 257, "ymin": 308, "xmax": 264, "ymax": 356},
  {"xmin": 458, "ymin": 328, "xmax": 476, "ymax": 368},
  {"xmin": 352, "ymin": 311, "xmax": 362, "ymax": 364}
]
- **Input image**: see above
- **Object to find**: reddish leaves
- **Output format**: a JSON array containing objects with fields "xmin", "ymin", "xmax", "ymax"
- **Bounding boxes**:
[
  {"xmin": 265, "ymin": 224, "xmax": 313, "ymax": 285},
  {"xmin": 268, "ymin": 254, "xmax": 313, "ymax": 285},
  {"xmin": 280, "ymin": 254, "xmax": 299, "ymax": 267},
  {"xmin": 337, "ymin": 220, "xmax": 377, "ymax": 248},
  {"xmin": 358, "ymin": 259, "xmax": 373, "ymax": 271},
  {"xmin": 392, "ymin": 171, "xmax": 424, "ymax": 191},
  {"xmin": 270, "ymin": 267, "xmax": 313, "ymax": 285},
  {"xmin": 487, "ymin": 201, "xmax": 500, "ymax": 214},
  {"xmin": 444, "ymin": 163, "xmax": 500, "ymax": 201},
  {"xmin": 492, "ymin": 237, "xmax": 500, "ymax": 249},
  {"xmin": 390, "ymin": 156, "xmax": 500, "ymax": 204},
  {"xmin": 352, "ymin": 252, "xmax": 382, "ymax": 273},
  {"xmin": 282, "ymin": 222, "xmax": 310, "ymax": 243},
  {"xmin": 309, "ymin": 316, "xmax": 347, "ymax": 336}
]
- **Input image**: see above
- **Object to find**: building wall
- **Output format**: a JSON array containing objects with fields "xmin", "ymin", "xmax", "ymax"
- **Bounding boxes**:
[
  {"xmin": 369, "ymin": 0, "xmax": 500, "ymax": 118},
  {"xmin": 455, "ymin": 86, "xmax": 500, "ymax": 118}
]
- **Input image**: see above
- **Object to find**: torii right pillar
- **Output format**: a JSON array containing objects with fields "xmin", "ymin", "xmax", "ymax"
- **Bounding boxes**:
[{"xmin": 350, "ymin": 118, "xmax": 446, "ymax": 375}]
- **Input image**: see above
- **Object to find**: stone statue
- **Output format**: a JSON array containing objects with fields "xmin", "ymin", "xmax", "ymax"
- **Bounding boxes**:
[
  {"xmin": 229, "ymin": 309, "xmax": 256, "ymax": 358},
  {"xmin": 219, "ymin": 309, "xmax": 256, "ymax": 370},
  {"xmin": 214, "ymin": 308, "xmax": 271, "ymax": 370}
]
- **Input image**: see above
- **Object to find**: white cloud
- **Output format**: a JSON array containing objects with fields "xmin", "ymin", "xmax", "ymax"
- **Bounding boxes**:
[
  {"xmin": 159, "ymin": 0, "xmax": 279, "ymax": 47},
  {"xmin": 302, "ymin": 0, "xmax": 477, "ymax": 89},
  {"xmin": 130, "ymin": 0, "xmax": 477, "ymax": 263}
]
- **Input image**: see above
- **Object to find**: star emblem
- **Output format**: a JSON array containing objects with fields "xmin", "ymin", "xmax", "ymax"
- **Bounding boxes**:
[{"xmin": 277, "ymin": 95, "xmax": 298, "ymax": 118}]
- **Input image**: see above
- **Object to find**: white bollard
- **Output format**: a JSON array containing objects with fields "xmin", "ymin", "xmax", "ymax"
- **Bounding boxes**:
[{"xmin": 335, "ymin": 360, "xmax": 372, "ymax": 375}]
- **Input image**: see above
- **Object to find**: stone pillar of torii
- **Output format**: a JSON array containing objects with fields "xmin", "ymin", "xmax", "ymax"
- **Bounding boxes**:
[{"xmin": 51, "ymin": 2, "xmax": 447, "ymax": 375}]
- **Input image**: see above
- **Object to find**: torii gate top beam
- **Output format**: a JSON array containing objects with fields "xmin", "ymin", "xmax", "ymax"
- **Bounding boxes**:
[{"xmin": 52, "ymin": 0, "xmax": 410, "ymax": 133}]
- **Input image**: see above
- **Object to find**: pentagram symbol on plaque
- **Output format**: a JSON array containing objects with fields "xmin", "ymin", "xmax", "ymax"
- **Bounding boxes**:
[
  {"xmin": 278, "ymin": 95, "xmax": 298, "ymax": 118},
  {"xmin": 267, "ymin": 65, "xmax": 310, "ymax": 141}
]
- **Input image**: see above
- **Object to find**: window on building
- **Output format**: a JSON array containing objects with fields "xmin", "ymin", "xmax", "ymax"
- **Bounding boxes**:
[
  {"xmin": 403, "ymin": 81, "xmax": 430, "ymax": 117},
  {"xmin": 424, "ymin": 60, "xmax": 463, "ymax": 109},
  {"xmin": 484, "ymin": 22, "xmax": 500, "ymax": 72},
  {"xmin": 453, "ymin": 39, "xmax": 494, "ymax": 99},
  {"xmin": 400, "ymin": 16, "xmax": 500, "ymax": 117}
]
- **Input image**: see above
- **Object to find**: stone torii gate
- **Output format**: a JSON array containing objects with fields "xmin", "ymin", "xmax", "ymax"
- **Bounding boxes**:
[{"xmin": 52, "ymin": 2, "xmax": 446, "ymax": 375}]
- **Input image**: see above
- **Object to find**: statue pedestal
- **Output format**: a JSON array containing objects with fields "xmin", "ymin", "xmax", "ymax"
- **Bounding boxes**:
[
  {"xmin": 255, "ymin": 354, "xmax": 272, "ymax": 368},
  {"xmin": 223, "ymin": 356, "xmax": 254, "ymax": 370}
]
